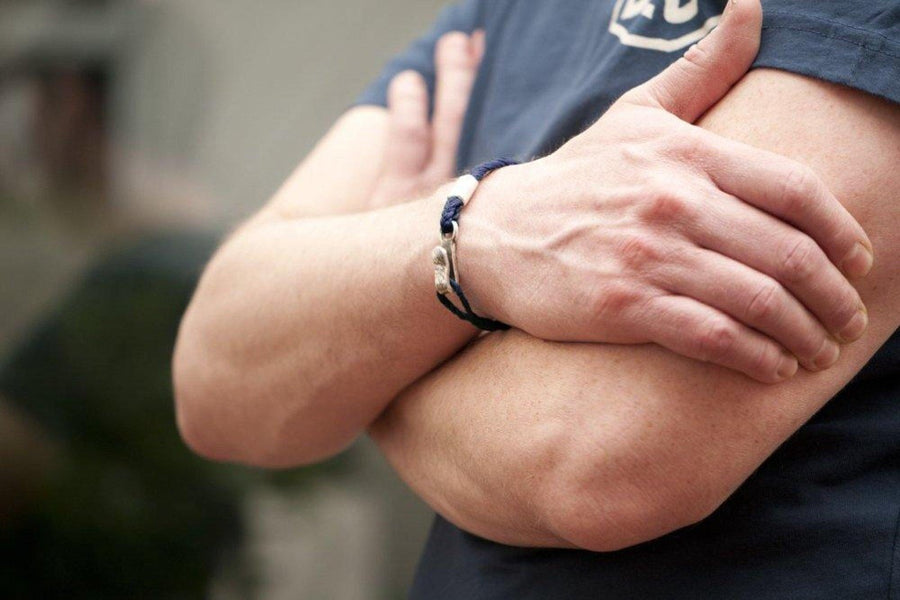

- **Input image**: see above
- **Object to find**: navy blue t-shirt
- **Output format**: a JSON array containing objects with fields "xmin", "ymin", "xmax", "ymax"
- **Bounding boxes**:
[{"xmin": 358, "ymin": 2, "xmax": 900, "ymax": 598}]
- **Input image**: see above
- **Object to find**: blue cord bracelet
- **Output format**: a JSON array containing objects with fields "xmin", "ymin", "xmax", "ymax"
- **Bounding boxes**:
[{"xmin": 432, "ymin": 158, "xmax": 518, "ymax": 331}]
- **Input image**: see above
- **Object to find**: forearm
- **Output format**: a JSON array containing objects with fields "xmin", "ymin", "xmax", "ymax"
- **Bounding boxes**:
[
  {"xmin": 175, "ymin": 191, "xmax": 477, "ymax": 467},
  {"xmin": 370, "ymin": 330, "xmax": 736, "ymax": 550},
  {"xmin": 369, "ymin": 330, "xmax": 576, "ymax": 548},
  {"xmin": 173, "ymin": 108, "xmax": 479, "ymax": 467},
  {"xmin": 371, "ymin": 70, "xmax": 900, "ymax": 551},
  {"xmin": 372, "ymin": 307, "xmax": 895, "ymax": 551}
]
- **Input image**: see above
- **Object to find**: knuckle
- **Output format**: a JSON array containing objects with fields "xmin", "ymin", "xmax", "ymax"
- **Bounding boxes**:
[
  {"xmin": 777, "ymin": 236, "xmax": 818, "ymax": 283},
  {"xmin": 642, "ymin": 191, "xmax": 692, "ymax": 223},
  {"xmin": 785, "ymin": 316, "xmax": 830, "ymax": 360},
  {"xmin": 780, "ymin": 163, "xmax": 818, "ymax": 214},
  {"xmin": 745, "ymin": 280, "xmax": 783, "ymax": 322},
  {"xmin": 618, "ymin": 234, "xmax": 662, "ymax": 270},
  {"xmin": 681, "ymin": 40, "xmax": 712, "ymax": 71},
  {"xmin": 694, "ymin": 318, "xmax": 737, "ymax": 361},
  {"xmin": 396, "ymin": 119, "xmax": 429, "ymax": 144},
  {"xmin": 619, "ymin": 140, "xmax": 652, "ymax": 169},
  {"xmin": 590, "ymin": 282, "xmax": 640, "ymax": 320},
  {"xmin": 677, "ymin": 133, "xmax": 705, "ymax": 163},
  {"xmin": 829, "ymin": 290, "xmax": 862, "ymax": 331},
  {"xmin": 798, "ymin": 331, "xmax": 828, "ymax": 363},
  {"xmin": 750, "ymin": 344, "xmax": 779, "ymax": 379}
]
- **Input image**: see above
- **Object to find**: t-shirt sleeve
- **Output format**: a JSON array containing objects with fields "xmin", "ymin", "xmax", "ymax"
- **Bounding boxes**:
[
  {"xmin": 354, "ymin": 0, "xmax": 481, "ymax": 108},
  {"xmin": 753, "ymin": 1, "xmax": 900, "ymax": 105}
]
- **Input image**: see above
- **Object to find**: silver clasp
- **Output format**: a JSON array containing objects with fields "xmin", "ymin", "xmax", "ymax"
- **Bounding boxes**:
[{"xmin": 433, "ymin": 221, "xmax": 459, "ymax": 294}]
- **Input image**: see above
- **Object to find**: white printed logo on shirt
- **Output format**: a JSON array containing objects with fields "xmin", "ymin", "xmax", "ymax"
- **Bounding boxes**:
[{"xmin": 609, "ymin": 0, "xmax": 722, "ymax": 52}]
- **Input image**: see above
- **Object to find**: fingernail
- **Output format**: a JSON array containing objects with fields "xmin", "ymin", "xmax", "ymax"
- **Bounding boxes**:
[
  {"xmin": 777, "ymin": 355, "xmax": 799, "ymax": 380},
  {"xmin": 813, "ymin": 339, "xmax": 840, "ymax": 370},
  {"xmin": 841, "ymin": 242, "xmax": 874, "ymax": 278},
  {"xmin": 839, "ymin": 307, "xmax": 868, "ymax": 343}
]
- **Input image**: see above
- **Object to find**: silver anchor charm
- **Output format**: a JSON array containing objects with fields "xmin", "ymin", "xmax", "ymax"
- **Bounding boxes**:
[
  {"xmin": 433, "ymin": 245, "xmax": 451, "ymax": 294},
  {"xmin": 432, "ymin": 225, "xmax": 458, "ymax": 295}
]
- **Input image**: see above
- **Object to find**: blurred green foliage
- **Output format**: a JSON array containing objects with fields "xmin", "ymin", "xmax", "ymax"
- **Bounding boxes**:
[{"xmin": 0, "ymin": 230, "xmax": 349, "ymax": 598}]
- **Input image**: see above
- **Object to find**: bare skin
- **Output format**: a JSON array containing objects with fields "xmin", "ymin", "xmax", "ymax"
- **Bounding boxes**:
[
  {"xmin": 173, "ymin": 32, "xmax": 487, "ymax": 466},
  {"xmin": 370, "ymin": 56, "xmax": 900, "ymax": 550},
  {"xmin": 173, "ymin": 1, "xmax": 873, "ymax": 471}
]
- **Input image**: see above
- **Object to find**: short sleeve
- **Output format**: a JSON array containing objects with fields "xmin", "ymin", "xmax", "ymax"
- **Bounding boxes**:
[
  {"xmin": 354, "ymin": 0, "xmax": 481, "ymax": 108},
  {"xmin": 753, "ymin": 1, "xmax": 900, "ymax": 105}
]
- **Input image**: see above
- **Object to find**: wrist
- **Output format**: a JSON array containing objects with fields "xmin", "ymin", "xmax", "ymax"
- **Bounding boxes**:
[{"xmin": 453, "ymin": 161, "xmax": 527, "ymax": 324}]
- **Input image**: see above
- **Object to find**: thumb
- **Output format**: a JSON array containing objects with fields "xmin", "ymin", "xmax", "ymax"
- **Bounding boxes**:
[{"xmin": 622, "ymin": 0, "xmax": 763, "ymax": 123}]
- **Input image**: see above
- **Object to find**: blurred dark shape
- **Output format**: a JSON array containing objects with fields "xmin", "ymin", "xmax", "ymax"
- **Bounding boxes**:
[
  {"xmin": 0, "ymin": 0, "xmax": 127, "ymax": 221},
  {"xmin": 0, "ymin": 230, "xmax": 348, "ymax": 598},
  {"xmin": 33, "ymin": 67, "xmax": 108, "ymax": 203}
]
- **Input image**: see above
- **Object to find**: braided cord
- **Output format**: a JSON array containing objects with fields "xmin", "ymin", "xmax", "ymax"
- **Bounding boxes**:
[{"xmin": 435, "ymin": 158, "xmax": 518, "ymax": 331}]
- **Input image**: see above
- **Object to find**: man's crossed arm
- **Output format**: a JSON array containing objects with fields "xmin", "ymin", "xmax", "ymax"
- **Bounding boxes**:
[
  {"xmin": 370, "ymin": 69, "xmax": 900, "ymax": 551},
  {"xmin": 173, "ymin": 1, "xmax": 872, "ymax": 473}
]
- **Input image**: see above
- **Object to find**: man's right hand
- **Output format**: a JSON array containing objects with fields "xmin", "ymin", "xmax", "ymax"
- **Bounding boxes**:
[
  {"xmin": 369, "ymin": 30, "xmax": 485, "ymax": 209},
  {"xmin": 459, "ymin": 0, "xmax": 873, "ymax": 383}
]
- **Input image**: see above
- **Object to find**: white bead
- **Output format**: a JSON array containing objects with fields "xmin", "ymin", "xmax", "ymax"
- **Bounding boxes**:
[{"xmin": 451, "ymin": 174, "xmax": 479, "ymax": 205}]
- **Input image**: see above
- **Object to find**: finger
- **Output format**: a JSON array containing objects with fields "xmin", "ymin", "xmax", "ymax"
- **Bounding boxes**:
[
  {"xmin": 384, "ymin": 69, "xmax": 431, "ymax": 179},
  {"xmin": 689, "ymin": 187, "xmax": 868, "ymax": 343},
  {"xmin": 641, "ymin": 294, "xmax": 798, "ymax": 384},
  {"xmin": 471, "ymin": 28, "xmax": 486, "ymax": 64},
  {"xmin": 696, "ymin": 131, "xmax": 874, "ymax": 279},
  {"xmin": 660, "ymin": 247, "xmax": 840, "ymax": 372},
  {"xmin": 621, "ymin": 0, "xmax": 762, "ymax": 122},
  {"xmin": 429, "ymin": 31, "xmax": 482, "ymax": 179}
]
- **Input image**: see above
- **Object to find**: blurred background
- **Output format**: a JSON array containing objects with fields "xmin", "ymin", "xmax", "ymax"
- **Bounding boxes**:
[{"xmin": 0, "ymin": 0, "xmax": 448, "ymax": 598}]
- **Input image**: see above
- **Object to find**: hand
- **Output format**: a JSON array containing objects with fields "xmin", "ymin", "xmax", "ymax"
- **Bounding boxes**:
[
  {"xmin": 459, "ymin": 0, "xmax": 873, "ymax": 383},
  {"xmin": 368, "ymin": 30, "xmax": 485, "ymax": 209}
]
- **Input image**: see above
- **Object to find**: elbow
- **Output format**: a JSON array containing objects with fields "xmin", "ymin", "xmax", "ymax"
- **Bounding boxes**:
[
  {"xmin": 174, "ymin": 372, "xmax": 348, "ymax": 468},
  {"xmin": 171, "ymin": 271, "xmax": 247, "ymax": 463},
  {"xmin": 172, "ymin": 316, "xmax": 259, "ymax": 465},
  {"xmin": 546, "ymin": 492, "xmax": 718, "ymax": 553},
  {"xmin": 172, "ymin": 328, "xmax": 236, "ymax": 463},
  {"xmin": 541, "ymin": 453, "xmax": 722, "ymax": 552},
  {"xmin": 175, "ymin": 400, "xmax": 228, "ymax": 464},
  {"xmin": 173, "ymin": 325, "xmax": 355, "ymax": 468},
  {"xmin": 173, "ymin": 391, "xmax": 227, "ymax": 464}
]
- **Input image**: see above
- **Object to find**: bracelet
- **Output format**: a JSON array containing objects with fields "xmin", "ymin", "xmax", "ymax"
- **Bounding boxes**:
[{"xmin": 432, "ymin": 158, "xmax": 518, "ymax": 331}]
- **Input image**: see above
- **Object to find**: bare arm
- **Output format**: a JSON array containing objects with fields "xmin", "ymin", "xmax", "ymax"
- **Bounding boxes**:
[
  {"xmin": 174, "ymin": 2, "xmax": 871, "ymax": 469},
  {"xmin": 173, "ymin": 34, "xmax": 486, "ymax": 467},
  {"xmin": 370, "ymin": 70, "xmax": 900, "ymax": 551}
]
